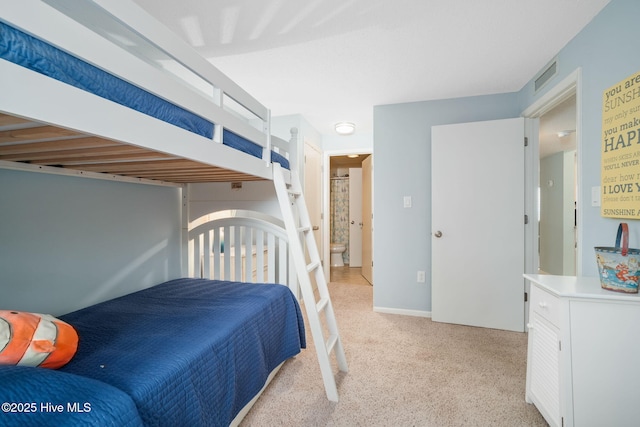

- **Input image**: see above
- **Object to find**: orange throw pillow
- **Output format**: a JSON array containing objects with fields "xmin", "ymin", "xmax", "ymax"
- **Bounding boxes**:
[{"xmin": 0, "ymin": 310, "xmax": 78, "ymax": 369}]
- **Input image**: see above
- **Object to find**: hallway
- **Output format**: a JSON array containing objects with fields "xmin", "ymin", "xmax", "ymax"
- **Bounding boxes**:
[{"xmin": 329, "ymin": 266, "xmax": 370, "ymax": 286}]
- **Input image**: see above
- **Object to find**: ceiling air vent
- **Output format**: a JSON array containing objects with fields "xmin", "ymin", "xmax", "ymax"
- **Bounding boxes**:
[{"xmin": 534, "ymin": 60, "xmax": 557, "ymax": 92}]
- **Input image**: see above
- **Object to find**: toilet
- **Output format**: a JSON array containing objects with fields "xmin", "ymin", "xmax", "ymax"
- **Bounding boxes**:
[{"xmin": 330, "ymin": 243, "xmax": 346, "ymax": 267}]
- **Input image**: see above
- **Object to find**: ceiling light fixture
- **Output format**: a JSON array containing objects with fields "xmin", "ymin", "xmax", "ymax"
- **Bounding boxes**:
[{"xmin": 335, "ymin": 122, "xmax": 355, "ymax": 136}]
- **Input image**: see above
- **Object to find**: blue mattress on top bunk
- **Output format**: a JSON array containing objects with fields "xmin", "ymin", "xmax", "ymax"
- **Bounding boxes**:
[
  {"xmin": 0, "ymin": 22, "xmax": 289, "ymax": 170},
  {"xmin": 0, "ymin": 278, "xmax": 305, "ymax": 427},
  {"xmin": 223, "ymin": 129, "xmax": 290, "ymax": 169},
  {"xmin": 0, "ymin": 21, "xmax": 213, "ymax": 139}
]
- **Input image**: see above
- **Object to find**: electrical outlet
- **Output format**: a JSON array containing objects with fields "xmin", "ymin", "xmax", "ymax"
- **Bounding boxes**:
[{"xmin": 417, "ymin": 270, "xmax": 426, "ymax": 283}]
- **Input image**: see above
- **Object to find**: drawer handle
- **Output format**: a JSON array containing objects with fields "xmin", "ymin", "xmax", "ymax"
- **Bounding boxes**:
[{"xmin": 538, "ymin": 301, "xmax": 548, "ymax": 309}]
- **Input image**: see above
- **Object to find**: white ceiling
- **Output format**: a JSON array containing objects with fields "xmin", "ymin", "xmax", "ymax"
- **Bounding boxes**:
[{"xmin": 132, "ymin": 0, "xmax": 610, "ymax": 137}]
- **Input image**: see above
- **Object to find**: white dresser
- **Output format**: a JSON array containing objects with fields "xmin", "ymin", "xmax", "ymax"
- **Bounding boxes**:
[{"xmin": 524, "ymin": 274, "xmax": 640, "ymax": 427}]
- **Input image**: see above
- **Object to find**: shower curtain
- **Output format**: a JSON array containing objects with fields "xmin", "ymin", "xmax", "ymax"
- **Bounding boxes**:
[{"xmin": 330, "ymin": 177, "xmax": 350, "ymax": 265}]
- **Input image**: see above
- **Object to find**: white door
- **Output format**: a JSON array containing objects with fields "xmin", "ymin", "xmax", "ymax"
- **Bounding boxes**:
[
  {"xmin": 431, "ymin": 118, "xmax": 525, "ymax": 332},
  {"xmin": 361, "ymin": 155, "xmax": 373, "ymax": 284},
  {"xmin": 304, "ymin": 141, "xmax": 322, "ymax": 286},
  {"xmin": 348, "ymin": 168, "xmax": 362, "ymax": 267}
]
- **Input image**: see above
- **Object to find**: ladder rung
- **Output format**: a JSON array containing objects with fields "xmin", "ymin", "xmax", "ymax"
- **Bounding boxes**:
[
  {"xmin": 306, "ymin": 261, "xmax": 320, "ymax": 272},
  {"xmin": 316, "ymin": 297, "xmax": 329, "ymax": 313},
  {"xmin": 273, "ymin": 165, "xmax": 348, "ymax": 401},
  {"xmin": 326, "ymin": 335, "xmax": 338, "ymax": 354}
]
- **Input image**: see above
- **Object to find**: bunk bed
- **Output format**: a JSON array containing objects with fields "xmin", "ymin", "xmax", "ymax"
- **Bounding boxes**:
[
  {"xmin": 0, "ymin": 0, "xmax": 293, "ymax": 184},
  {"xmin": 0, "ymin": 0, "xmax": 317, "ymax": 426}
]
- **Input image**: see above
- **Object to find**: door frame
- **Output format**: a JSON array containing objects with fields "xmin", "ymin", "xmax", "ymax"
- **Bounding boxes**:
[
  {"xmin": 348, "ymin": 167, "xmax": 363, "ymax": 267},
  {"xmin": 522, "ymin": 68, "xmax": 583, "ymax": 277},
  {"xmin": 323, "ymin": 148, "xmax": 373, "ymax": 280},
  {"xmin": 361, "ymin": 155, "xmax": 373, "ymax": 284},
  {"xmin": 304, "ymin": 139, "xmax": 323, "ymax": 288}
]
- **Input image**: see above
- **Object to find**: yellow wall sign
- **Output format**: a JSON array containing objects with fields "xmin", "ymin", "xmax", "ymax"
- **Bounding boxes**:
[{"xmin": 601, "ymin": 70, "xmax": 640, "ymax": 219}]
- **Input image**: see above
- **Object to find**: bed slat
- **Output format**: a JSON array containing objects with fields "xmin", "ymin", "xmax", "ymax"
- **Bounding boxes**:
[
  {"xmin": 233, "ymin": 226, "xmax": 242, "ymax": 280},
  {"xmin": 244, "ymin": 227, "xmax": 252, "ymax": 282},
  {"xmin": 0, "ymin": 125, "xmax": 79, "ymax": 143},
  {"xmin": 267, "ymin": 234, "xmax": 276, "ymax": 284},
  {"xmin": 193, "ymin": 233, "xmax": 202, "ymax": 280},
  {"xmin": 202, "ymin": 229, "xmax": 211, "ymax": 280},
  {"xmin": 279, "ymin": 238, "xmax": 287, "ymax": 286},
  {"xmin": 0, "ymin": 113, "xmax": 30, "ymax": 127},
  {"xmin": 212, "ymin": 229, "xmax": 221, "ymax": 280},
  {"xmin": 188, "ymin": 213, "xmax": 291, "ymax": 289},
  {"xmin": 256, "ymin": 231, "xmax": 265, "ymax": 283}
]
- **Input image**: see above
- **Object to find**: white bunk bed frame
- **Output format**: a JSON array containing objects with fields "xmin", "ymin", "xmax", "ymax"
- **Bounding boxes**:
[
  {"xmin": 0, "ymin": 0, "xmax": 294, "ymax": 184},
  {"xmin": 188, "ymin": 211, "xmax": 294, "ymax": 286},
  {"xmin": 0, "ymin": 0, "xmax": 347, "ymax": 411}
]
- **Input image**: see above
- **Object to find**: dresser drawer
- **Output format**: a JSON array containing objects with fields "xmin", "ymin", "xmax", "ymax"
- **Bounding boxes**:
[{"xmin": 530, "ymin": 285, "xmax": 560, "ymax": 326}]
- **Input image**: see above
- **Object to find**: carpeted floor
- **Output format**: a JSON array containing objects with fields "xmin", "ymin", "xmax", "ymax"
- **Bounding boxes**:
[{"xmin": 240, "ymin": 272, "xmax": 547, "ymax": 426}]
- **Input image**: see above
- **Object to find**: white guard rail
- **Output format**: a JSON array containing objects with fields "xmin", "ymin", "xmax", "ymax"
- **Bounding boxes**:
[{"xmin": 0, "ymin": 0, "xmax": 286, "ymax": 170}]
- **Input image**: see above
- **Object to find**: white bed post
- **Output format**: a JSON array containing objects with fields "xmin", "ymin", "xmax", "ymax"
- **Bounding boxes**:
[
  {"xmin": 287, "ymin": 127, "xmax": 300, "ymax": 298},
  {"xmin": 181, "ymin": 184, "xmax": 191, "ymax": 277},
  {"xmin": 262, "ymin": 109, "xmax": 272, "ymax": 165},
  {"xmin": 213, "ymin": 86, "xmax": 223, "ymax": 144},
  {"xmin": 288, "ymin": 127, "xmax": 299, "ymax": 173}
]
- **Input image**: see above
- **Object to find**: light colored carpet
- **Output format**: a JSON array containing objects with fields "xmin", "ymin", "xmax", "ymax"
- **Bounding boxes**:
[{"xmin": 240, "ymin": 280, "xmax": 547, "ymax": 427}]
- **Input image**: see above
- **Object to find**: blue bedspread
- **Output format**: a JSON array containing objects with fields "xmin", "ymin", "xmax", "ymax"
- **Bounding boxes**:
[
  {"xmin": 0, "ymin": 279, "xmax": 305, "ymax": 426},
  {"xmin": 59, "ymin": 278, "xmax": 305, "ymax": 426},
  {"xmin": 0, "ymin": 365, "xmax": 144, "ymax": 427}
]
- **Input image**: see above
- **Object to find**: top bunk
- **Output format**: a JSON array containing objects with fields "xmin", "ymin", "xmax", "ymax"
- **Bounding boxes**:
[{"xmin": 0, "ymin": 0, "xmax": 293, "ymax": 184}]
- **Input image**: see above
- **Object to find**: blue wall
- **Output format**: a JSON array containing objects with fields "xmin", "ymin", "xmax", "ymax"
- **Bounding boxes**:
[
  {"xmin": 0, "ymin": 169, "xmax": 182, "ymax": 316},
  {"xmin": 373, "ymin": 93, "xmax": 520, "ymax": 313},
  {"xmin": 517, "ymin": 0, "xmax": 640, "ymax": 277},
  {"xmin": 373, "ymin": 0, "xmax": 640, "ymax": 314}
]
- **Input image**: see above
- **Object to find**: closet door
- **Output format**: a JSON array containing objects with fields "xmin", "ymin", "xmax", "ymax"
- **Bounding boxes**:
[
  {"xmin": 304, "ymin": 141, "xmax": 322, "ymax": 257},
  {"xmin": 305, "ymin": 141, "xmax": 322, "ymax": 289},
  {"xmin": 431, "ymin": 118, "xmax": 525, "ymax": 332}
]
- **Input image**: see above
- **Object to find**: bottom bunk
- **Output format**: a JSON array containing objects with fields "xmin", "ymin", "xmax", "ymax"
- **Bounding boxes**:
[{"xmin": 0, "ymin": 277, "xmax": 305, "ymax": 426}]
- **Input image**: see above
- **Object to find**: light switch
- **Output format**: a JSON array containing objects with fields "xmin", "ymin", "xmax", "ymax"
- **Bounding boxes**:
[
  {"xmin": 592, "ymin": 186, "xmax": 601, "ymax": 207},
  {"xmin": 404, "ymin": 196, "xmax": 412, "ymax": 208}
]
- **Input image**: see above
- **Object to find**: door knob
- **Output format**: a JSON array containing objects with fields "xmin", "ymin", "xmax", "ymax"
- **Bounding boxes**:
[{"xmin": 434, "ymin": 231, "xmax": 443, "ymax": 238}]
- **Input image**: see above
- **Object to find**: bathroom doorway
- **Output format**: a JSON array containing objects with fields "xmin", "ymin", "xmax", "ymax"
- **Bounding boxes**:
[{"xmin": 325, "ymin": 152, "xmax": 372, "ymax": 285}]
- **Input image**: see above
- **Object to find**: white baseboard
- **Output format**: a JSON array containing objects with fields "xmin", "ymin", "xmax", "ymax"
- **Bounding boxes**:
[{"xmin": 373, "ymin": 306, "xmax": 431, "ymax": 318}]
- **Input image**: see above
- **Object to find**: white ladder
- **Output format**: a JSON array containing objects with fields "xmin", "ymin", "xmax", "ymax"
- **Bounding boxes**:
[{"xmin": 273, "ymin": 163, "xmax": 348, "ymax": 402}]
